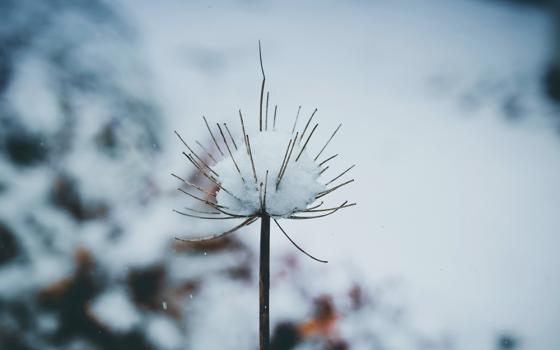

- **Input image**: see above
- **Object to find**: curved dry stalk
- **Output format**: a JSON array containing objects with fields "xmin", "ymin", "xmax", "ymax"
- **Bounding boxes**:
[
  {"xmin": 273, "ymin": 219, "xmax": 328, "ymax": 263},
  {"xmin": 177, "ymin": 188, "xmax": 226, "ymax": 209},
  {"xmin": 314, "ymin": 124, "xmax": 342, "ymax": 161},
  {"xmin": 303, "ymin": 202, "xmax": 356, "ymax": 213},
  {"xmin": 325, "ymin": 164, "xmax": 355, "ymax": 186},
  {"xmin": 259, "ymin": 41, "xmax": 266, "ymax": 132},
  {"xmin": 183, "ymin": 207, "xmax": 221, "ymax": 215},
  {"xmin": 306, "ymin": 201, "xmax": 324, "ymax": 210},
  {"xmin": 173, "ymin": 209, "xmax": 244, "ymax": 220},
  {"xmin": 288, "ymin": 201, "xmax": 350, "ymax": 219},
  {"xmin": 175, "ymin": 216, "xmax": 258, "ymax": 242}
]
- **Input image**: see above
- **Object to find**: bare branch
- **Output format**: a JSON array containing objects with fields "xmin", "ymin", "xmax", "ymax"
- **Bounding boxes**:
[
  {"xmin": 195, "ymin": 140, "xmax": 217, "ymax": 163},
  {"xmin": 273, "ymin": 105, "xmax": 278, "ymax": 130}
]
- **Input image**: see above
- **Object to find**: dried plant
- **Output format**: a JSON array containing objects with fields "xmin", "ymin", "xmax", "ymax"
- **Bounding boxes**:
[{"xmin": 172, "ymin": 42, "xmax": 355, "ymax": 350}]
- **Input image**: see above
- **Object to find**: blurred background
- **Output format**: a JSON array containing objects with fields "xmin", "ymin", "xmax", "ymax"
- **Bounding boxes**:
[{"xmin": 1, "ymin": 0, "xmax": 559, "ymax": 349}]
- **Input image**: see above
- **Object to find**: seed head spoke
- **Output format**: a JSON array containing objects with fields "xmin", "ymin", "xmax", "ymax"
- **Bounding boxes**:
[{"xmin": 175, "ymin": 216, "xmax": 258, "ymax": 242}]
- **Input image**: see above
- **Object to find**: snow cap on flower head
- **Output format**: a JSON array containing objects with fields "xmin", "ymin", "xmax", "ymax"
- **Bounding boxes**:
[{"xmin": 172, "ymin": 42, "xmax": 355, "ymax": 256}]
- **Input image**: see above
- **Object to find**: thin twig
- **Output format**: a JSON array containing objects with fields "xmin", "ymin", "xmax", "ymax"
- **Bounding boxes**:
[
  {"xmin": 291, "ymin": 106, "xmax": 301, "ymax": 134},
  {"xmin": 217, "ymin": 123, "xmax": 245, "ymax": 183},
  {"xmin": 263, "ymin": 170, "xmax": 269, "ymax": 211},
  {"xmin": 318, "ymin": 154, "xmax": 338, "ymax": 167},
  {"xmin": 299, "ymin": 108, "xmax": 317, "ymax": 144},
  {"xmin": 265, "ymin": 91, "xmax": 269, "ymax": 131},
  {"xmin": 315, "ymin": 179, "xmax": 355, "ymax": 199},
  {"xmin": 259, "ymin": 41, "xmax": 265, "ymax": 132},
  {"xmin": 175, "ymin": 216, "xmax": 258, "ymax": 242},
  {"xmin": 223, "ymin": 123, "xmax": 238, "ymax": 150},
  {"xmin": 303, "ymin": 202, "xmax": 356, "ymax": 212},
  {"xmin": 289, "ymin": 201, "xmax": 350, "ymax": 219},
  {"xmin": 175, "ymin": 131, "xmax": 219, "ymax": 174},
  {"xmin": 203, "ymin": 116, "xmax": 224, "ymax": 156},
  {"xmin": 246, "ymin": 135, "xmax": 259, "ymax": 185},
  {"xmin": 276, "ymin": 132, "xmax": 298, "ymax": 188},
  {"xmin": 273, "ymin": 219, "xmax": 328, "ymax": 263},
  {"xmin": 183, "ymin": 207, "xmax": 221, "ymax": 215},
  {"xmin": 275, "ymin": 138, "xmax": 293, "ymax": 186},
  {"xmin": 295, "ymin": 123, "xmax": 318, "ymax": 162},
  {"xmin": 173, "ymin": 209, "xmax": 240, "ymax": 220},
  {"xmin": 195, "ymin": 140, "xmax": 217, "ymax": 163},
  {"xmin": 325, "ymin": 164, "xmax": 355, "ymax": 186},
  {"xmin": 314, "ymin": 124, "xmax": 341, "ymax": 161},
  {"xmin": 273, "ymin": 105, "xmax": 278, "ymax": 130}
]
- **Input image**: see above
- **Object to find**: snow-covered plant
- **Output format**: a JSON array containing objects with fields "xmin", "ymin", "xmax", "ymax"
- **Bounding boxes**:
[{"xmin": 172, "ymin": 42, "xmax": 355, "ymax": 349}]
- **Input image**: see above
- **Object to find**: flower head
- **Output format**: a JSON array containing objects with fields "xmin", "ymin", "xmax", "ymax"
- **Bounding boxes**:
[{"xmin": 173, "ymin": 43, "xmax": 355, "ymax": 249}]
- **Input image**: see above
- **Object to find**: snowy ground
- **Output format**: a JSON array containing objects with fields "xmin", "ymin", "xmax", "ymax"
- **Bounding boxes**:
[{"xmin": 121, "ymin": 0, "xmax": 560, "ymax": 349}]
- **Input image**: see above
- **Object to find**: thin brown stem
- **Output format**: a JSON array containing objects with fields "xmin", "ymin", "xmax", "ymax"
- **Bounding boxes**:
[
  {"xmin": 314, "ymin": 123, "xmax": 341, "ymax": 161},
  {"xmin": 299, "ymin": 108, "xmax": 317, "ymax": 144},
  {"xmin": 223, "ymin": 123, "xmax": 238, "ymax": 150},
  {"xmin": 259, "ymin": 214, "xmax": 270, "ymax": 350},
  {"xmin": 175, "ymin": 216, "xmax": 258, "ymax": 242},
  {"xmin": 291, "ymin": 106, "xmax": 301, "ymax": 134},
  {"xmin": 217, "ymin": 123, "xmax": 245, "ymax": 183},
  {"xmin": 295, "ymin": 123, "xmax": 318, "ymax": 162},
  {"xmin": 259, "ymin": 41, "xmax": 266, "ymax": 132},
  {"xmin": 273, "ymin": 219, "xmax": 328, "ymax": 263},
  {"xmin": 203, "ymin": 116, "xmax": 224, "ymax": 156},
  {"xmin": 318, "ymin": 154, "xmax": 338, "ymax": 167}
]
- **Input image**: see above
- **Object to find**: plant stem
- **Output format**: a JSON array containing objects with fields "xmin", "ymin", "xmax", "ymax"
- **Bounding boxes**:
[{"xmin": 259, "ymin": 214, "xmax": 270, "ymax": 350}]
